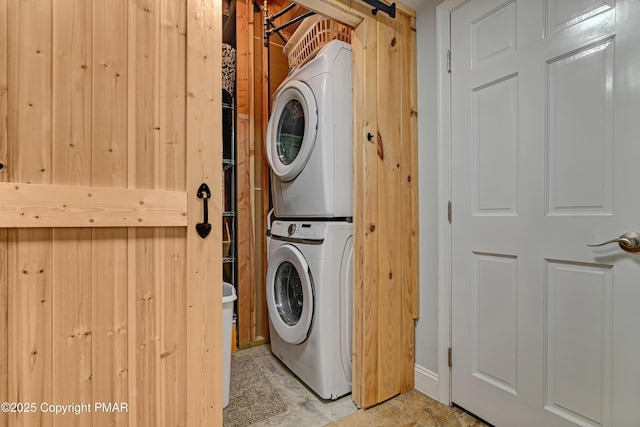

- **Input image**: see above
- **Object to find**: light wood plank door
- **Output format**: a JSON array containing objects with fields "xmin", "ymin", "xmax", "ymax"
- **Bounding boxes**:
[
  {"xmin": 0, "ymin": 0, "xmax": 222, "ymax": 425},
  {"xmin": 292, "ymin": 0, "xmax": 419, "ymax": 409}
]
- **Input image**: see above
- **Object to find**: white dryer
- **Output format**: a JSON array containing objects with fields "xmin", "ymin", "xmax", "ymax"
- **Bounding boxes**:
[
  {"xmin": 266, "ymin": 40, "xmax": 352, "ymax": 219},
  {"xmin": 266, "ymin": 219, "xmax": 353, "ymax": 400}
]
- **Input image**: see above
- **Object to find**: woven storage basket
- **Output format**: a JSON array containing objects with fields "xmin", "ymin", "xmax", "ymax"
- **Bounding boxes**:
[{"xmin": 283, "ymin": 15, "xmax": 351, "ymax": 69}]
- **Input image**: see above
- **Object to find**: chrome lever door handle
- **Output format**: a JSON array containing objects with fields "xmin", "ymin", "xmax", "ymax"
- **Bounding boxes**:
[{"xmin": 588, "ymin": 231, "xmax": 640, "ymax": 252}]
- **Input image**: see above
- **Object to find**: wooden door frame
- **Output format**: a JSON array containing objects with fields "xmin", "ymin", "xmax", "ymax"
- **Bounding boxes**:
[{"xmin": 435, "ymin": 0, "xmax": 468, "ymax": 407}]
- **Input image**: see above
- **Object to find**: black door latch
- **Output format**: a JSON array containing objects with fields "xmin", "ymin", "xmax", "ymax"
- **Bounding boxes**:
[{"xmin": 196, "ymin": 183, "xmax": 212, "ymax": 238}]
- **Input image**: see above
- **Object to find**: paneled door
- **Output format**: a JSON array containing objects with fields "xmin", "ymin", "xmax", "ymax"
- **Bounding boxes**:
[
  {"xmin": 0, "ymin": 0, "xmax": 222, "ymax": 425},
  {"xmin": 451, "ymin": 0, "xmax": 640, "ymax": 426}
]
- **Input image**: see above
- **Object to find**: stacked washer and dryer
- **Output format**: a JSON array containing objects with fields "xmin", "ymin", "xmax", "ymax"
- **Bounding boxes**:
[{"xmin": 265, "ymin": 39, "xmax": 353, "ymax": 400}]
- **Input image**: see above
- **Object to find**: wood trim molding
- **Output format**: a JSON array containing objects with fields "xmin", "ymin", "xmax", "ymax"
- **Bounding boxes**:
[
  {"xmin": 0, "ymin": 182, "xmax": 187, "ymax": 228},
  {"xmin": 436, "ymin": 0, "xmax": 467, "ymax": 406},
  {"xmin": 292, "ymin": 0, "xmax": 363, "ymax": 26}
]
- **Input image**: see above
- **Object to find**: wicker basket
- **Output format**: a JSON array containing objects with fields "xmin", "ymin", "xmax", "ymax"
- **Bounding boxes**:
[{"xmin": 283, "ymin": 15, "xmax": 351, "ymax": 69}]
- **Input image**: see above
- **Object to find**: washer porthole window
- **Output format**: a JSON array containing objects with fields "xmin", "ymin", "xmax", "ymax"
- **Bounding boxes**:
[
  {"xmin": 274, "ymin": 261, "xmax": 304, "ymax": 326},
  {"xmin": 276, "ymin": 100, "xmax": 305, "ymax": 165}
]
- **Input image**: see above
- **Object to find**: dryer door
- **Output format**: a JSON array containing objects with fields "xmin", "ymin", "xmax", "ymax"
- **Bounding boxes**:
[
  {"xmin": 266, "ymin": 244, "xmax": 314, "ymax": 344},
  {"xmin": 266, "ymin": 80, "xmax": 318, "ymax": 182}
]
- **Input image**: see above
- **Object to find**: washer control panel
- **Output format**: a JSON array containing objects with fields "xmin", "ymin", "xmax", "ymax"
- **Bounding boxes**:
[{"xmin": 272, "ymin": 221, "xmax": 326, "ymax": 242}]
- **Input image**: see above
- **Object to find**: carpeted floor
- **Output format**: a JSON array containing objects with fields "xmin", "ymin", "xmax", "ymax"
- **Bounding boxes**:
[{"xmin": 223, "ymin": 353, "xmax": 288, "ymax": 426}]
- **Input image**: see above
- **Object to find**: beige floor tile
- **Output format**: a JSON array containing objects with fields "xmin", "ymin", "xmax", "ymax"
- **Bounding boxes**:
[
  {"xmin": 445, "ymin": 413, "xmax": 489, "ymax": 427},
  {"xmin": 388, "ymin": 389, "xmax": 464, "ymax": 426},
  {"xmin": 232, "ymin": 345, "xmax": 490, "ymax": 427},
  {"xmin": 330, "ymin": 403, "xmax": 418, "ymax": 427}
]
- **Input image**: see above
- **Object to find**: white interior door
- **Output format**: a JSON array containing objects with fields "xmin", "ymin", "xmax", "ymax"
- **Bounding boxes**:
[{"xmin": 451, "ymin": 1, "xmax": 640, "ymax": 426}]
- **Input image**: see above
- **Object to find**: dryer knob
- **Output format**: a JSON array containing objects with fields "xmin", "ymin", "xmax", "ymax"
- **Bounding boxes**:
[{"xmin": 288, "ymin": 224, "xmax": 297, "ymax": 236}]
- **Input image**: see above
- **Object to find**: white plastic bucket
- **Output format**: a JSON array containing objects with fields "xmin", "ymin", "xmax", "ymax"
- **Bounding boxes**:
[{"xmin": 222, "ymin": 282, "xmax": 237, "ymax": 408}]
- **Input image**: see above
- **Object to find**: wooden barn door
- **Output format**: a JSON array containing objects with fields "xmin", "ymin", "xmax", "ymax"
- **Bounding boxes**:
[
  {"xmin": 0, "ymin": 0, "xmax": 222, "ymax": 426},
  {"xmin": 293, "ymin": 0, "xmax": 419, "ymax": 409}
]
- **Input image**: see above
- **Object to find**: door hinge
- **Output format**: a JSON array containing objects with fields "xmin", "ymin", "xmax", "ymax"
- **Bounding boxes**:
[
  {"xmin": 448, "ymin": 347, "xmax": 453, "ymax": 367},
  {"xmin": 447, "ymin": 50, "xmax": 451, "ymax": 73},
  {"xmin": 448, "ymin": 201, "xmax": 452, "ymax": 224}
]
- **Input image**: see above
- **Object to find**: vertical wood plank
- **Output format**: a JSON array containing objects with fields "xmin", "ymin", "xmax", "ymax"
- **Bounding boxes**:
[
  {"xmin": 7, "ymin": 0, "xmax": 54, "ymax": 424},
  {"xmin": 253, "ymin": 7, "xmax": 271, "ymax": 343},
  {"xmin": 257, "ymin": 29, "xmax": 271, "ymax": 345},
  {"xmin": 134, "ymin": 229, "xmax": 159, "ymax": 427},
  {"xmin": 52, "ymin": 229, "xmax": 92, "ymax": 427},
  {"xmin": 7, "ymin": 0, "xmax": 53, "ymax": 185},
  {"xmin": 159, "ymin": 228, "xmax": 187, "ymax": 426},
  {"xmin": 52, "ymin": 0, "xmax": 92, "ymax": 187},
  {"xmin": 375, "ymin": 14, "xmax": 403, "ymax": 402},
  {"xmin": 353, "ymin": 14, "xmax": 380, "ymax": 409},
  {"xmin": 236, "ymin": 0, "xmax": 256, "ymax": 347},
  {"xmin": 129, "ymin": 0, "xmax": 162, "ymax": 424},
  {"xmin": 92, "ymin": 1, "xmax": 129, "ymax": 426},
  {"xmin": 132, "ymin": 0, "xmax": 161, "ymax": 192},
  {"xmin": 159, "ymin": 0, "xmax": 186, "ymax": 193},
  {"xmin": 126, "ymin": 0, "xmax": 139, "ymax": 423},
  {"xmin": 92, "ymin": 0, "xmax": 128, "ymax": 188},
  {"xmin": 0, "ymin": 1, "xmax": 7, "ymax": 422},
  {"xmin": 400, "ymin": 13, "xmax": 418, "ymax": 393},
  {"xmin": 186, "ymin": 0, "xmax": 221, "ymax": 424},
  {"xmin": 351, "ymin": 14, "xmax": 365, "ymax": 408},
  {"xmin": 0, "ymin": 0, "xmax": 7, "ymax": 182},
  {"xmin": 260, "ymin": 10, "xmax": 272, "ymax": 345},
  {"xmin": 159, "ymin": 0, "xmax": 187, "ymax": 425},
  {"xmin": 8, "ymin": 229, "xmax": 53, "ymax": 426},
  {"xmin": 0, "ymin": 229, "xmax": 7, "ymax": 427},
  {"xmin": 91, "ymin": 229, "xmax": 129, "ymax": 427},
  {"xmin": 51, "ymin": 1, "xmax": 94, "ymax": 425}
]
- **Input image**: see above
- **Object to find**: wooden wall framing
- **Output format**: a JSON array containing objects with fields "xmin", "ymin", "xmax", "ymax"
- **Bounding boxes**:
[
  {"xmin": 235, "ymin": 0, "xmax": 291, "ymax": 349},
  {"xmin": 0, "ymin": 0, "xmax": 221, "ymax": 425}
]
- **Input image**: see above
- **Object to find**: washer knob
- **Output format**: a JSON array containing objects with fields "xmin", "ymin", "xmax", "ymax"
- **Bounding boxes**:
[{"xmin": 288, "ymin": 224, "xmax": 296, "ymax": 236}]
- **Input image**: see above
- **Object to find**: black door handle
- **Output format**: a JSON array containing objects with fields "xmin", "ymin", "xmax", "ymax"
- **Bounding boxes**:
[{"xmin": 196, "ymin": 183, "xmax": 212, "ymax": 238}]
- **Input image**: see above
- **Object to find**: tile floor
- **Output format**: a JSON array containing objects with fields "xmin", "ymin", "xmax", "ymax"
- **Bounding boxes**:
[
  {"xmin": 238, "ymin": 345, "xmax": 489, "ymax": 427},
  {"xmin": 240, "ymin": 345, "xmax": 357, "ymax": 426}
]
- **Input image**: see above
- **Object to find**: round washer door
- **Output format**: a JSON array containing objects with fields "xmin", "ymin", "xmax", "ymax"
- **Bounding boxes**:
[
  {"xmin": 266, "ymin": 244, "xmax": 314, "ymax": 344},
  {"xmin": 266, "ymin": 80, "xmax": 318, "ymax": 182}
]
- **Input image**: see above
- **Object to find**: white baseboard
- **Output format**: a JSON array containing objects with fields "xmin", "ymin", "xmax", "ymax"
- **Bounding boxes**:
[{"xmin": 414, "ymin": 365, "xmax": 439, "ymax": 401}]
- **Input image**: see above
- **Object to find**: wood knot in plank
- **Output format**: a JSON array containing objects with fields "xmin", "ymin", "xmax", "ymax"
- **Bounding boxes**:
[
  {"xmin": 391, "ymin": 37, "xmax": 397, "ymax": 47},
  {"xmin": 376, "ymin": 132, "xmax": 384, "ymax": 160},
  {"xmin": 369, "ymin": 224, "xmax": 376, "ymax": 232}
]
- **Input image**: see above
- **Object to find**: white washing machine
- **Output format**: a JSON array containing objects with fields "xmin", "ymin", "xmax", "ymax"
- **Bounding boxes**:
[
  {"xmin": 266, "ymin": 219, "xmax": 353, "ymax": 400},
  {"xmin": 266, "ymin": 40, "xmax": 352, "ymax": 219}
]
